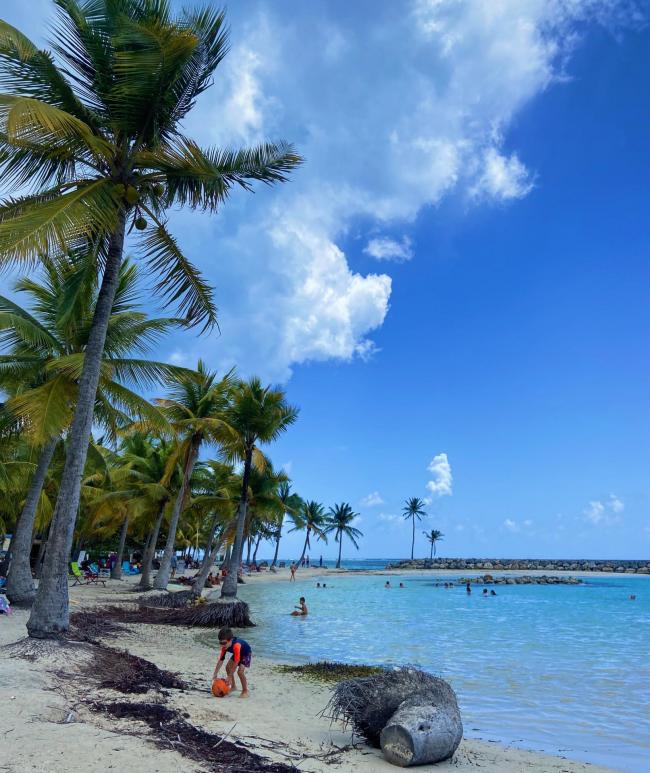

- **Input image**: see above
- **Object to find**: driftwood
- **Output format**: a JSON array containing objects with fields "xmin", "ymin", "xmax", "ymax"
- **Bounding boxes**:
[
  {"xmin": 324, "ymin": 668, "xmax": 462, "ymax": 754},
  {"xmin": 380, "ymin": 694, "xmax": 462, "ymax": 766}
]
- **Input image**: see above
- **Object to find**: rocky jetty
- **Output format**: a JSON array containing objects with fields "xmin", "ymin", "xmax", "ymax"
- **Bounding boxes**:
[
  {"xmin": 454, "ymin": 574, "xmax": 580, "ymax": 585},
  {"xmin": 386, "ymin": 558, "xmax": 650, "ymax": 574}
]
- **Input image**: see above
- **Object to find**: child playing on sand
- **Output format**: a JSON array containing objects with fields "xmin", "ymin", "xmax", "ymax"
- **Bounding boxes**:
[
  {"xmin": 291, "ymin": 596, "xmax": 308, "ymax": 616},
  {"xmin": 213, "ymin": 627, "xmax": 251, "ymax": 698}
]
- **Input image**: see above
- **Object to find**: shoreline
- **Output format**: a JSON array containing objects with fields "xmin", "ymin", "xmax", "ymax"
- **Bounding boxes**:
[{"xmin": 0, "ymin": 574, "xmax": 623, "ymax": 773}]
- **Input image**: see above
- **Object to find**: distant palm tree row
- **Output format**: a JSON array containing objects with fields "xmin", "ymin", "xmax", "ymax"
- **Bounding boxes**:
[{"xmin": 289, "ymin": 501, "xmax": 363, "ymax": 569}]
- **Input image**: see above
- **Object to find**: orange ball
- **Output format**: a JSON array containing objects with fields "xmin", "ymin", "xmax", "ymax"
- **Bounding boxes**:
[{"xmin": 211, "ymin": 678, "xmax": 231, "ymax": 697}]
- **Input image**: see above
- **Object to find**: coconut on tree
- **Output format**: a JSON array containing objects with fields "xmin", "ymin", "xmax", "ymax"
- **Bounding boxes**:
[
  {"xmin": 325, "ymin": 502, "xmax": 363, "ymax": 569},
  {"xmin": 402, "ymin": 497, "xmax": 427, "ymax": 561},
  {"xmin": 0, "ymin": 1, "xmax": 302, "ymax": 637}
]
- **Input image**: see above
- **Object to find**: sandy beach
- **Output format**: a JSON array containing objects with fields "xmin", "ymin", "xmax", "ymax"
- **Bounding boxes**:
[{"xmin": 0, "ymin": 571, "xmax": 622, "ymax": 773}]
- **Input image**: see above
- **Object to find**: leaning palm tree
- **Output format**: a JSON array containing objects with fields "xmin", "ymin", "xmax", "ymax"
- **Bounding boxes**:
[
  {"xmin": 220, "ymin": 377, "xmax": 298, "ymax": 600},
  {"xmin": 153, "ymin": 361, "xmax": 234, "ymax": 590},
  {"xmin": 0, "ymin": 2, "xmax": 301, "ymax": 637},
  {"xmin": 423, "ymin": 528, "xmax": 444, "ymax": 559},
  {"xmin": 402, "ymin": 497, "xmax": 427, "ymax": 560},
  {"xmin": 1, "ymin": 256, "xmax": 179, "ymax": 605},
  {"xmin": 271, "ymin": 481, "xmax": 302, "ymax": 568},
  {"xmin": 325, "ymin": 502, "xmax": 362, "ymax": 569},
  {"xmin": 290, "ymin": 500, "xmax": 327, "ymax": 567}
]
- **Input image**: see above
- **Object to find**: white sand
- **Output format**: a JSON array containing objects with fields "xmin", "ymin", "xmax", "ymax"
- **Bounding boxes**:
[{"xmin": 0, "ymin": 573, "xmax": 620, "ymax": 773}]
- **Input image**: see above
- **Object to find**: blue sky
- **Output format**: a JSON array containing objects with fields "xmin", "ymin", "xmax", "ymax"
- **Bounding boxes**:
[{"xmin": 3, "ymin": 1, "xmax": 649, "ymax": 560}]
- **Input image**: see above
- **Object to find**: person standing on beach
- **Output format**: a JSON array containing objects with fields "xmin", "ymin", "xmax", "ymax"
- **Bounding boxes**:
[
  {"xmin": 290, "ymin": 562, "xmax": 296, "ymax": 581},
  {"xmin": 213, "ymin": 627, "xmax": 251, "ymax": 698}
]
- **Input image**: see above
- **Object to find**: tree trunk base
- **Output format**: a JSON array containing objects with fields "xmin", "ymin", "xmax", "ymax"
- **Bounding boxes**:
[{"xmin": 380, "ymin": 698, "xmax": 463, "ymax": 767}]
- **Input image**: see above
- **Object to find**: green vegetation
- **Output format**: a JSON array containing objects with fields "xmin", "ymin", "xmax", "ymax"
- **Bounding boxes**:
[{"xmin": 275, "ymin": 661, "xmax": 384, "ymax": 684}]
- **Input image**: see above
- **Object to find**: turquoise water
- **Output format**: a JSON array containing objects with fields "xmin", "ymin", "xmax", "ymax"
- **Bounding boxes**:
[{"xmin": 230, "ymin": 573, "xmax": 650, "ymax": 772}]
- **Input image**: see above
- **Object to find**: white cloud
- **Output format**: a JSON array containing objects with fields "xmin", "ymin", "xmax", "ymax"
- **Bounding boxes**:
[
  {"xmin": 360, "ymin": 491, "xmax": 384, "ymax": 507},
  {"xmin": 8, "ymin": 1, "xmax": 645, "ymax": 380},
  {"xmin": 503, "ymin": 518, "xmax": 519, "ymax": 532},
  {"xmin": 281, "ymin": 460, "xmax": 293, "ymax": 475},
  {"xmin": 523, "ymin": 518, "xmax": 533, "ymax": 527},
  {"xmin": 583, "ymin": 495, "xmax": 624, "ymax": 526},
  {"xmin": 426, "ymin": 453, "xmax": 453, "ymax": 498},
  {"xmin": 378, "ymin": 512, "xmax": 402, "ymax": 524},
  {"xmin": 471, "ymin": 148, "xmax": 534, "ymax": 200},
  {"xmin": 609, "ymin": 494, "xmax": 625, "ymax": 513},
  {"xmin": 168, "ymin": 349, "xmax": 188, "ymax": 366},
  {"xmin": 364, "ymin": 236, "xmax": 414, "ymax": 262}
]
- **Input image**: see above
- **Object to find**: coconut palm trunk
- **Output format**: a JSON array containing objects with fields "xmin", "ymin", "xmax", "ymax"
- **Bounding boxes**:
[
  {"xmin": 411, "ymin": 518, "xmax": 416, "ymax": 560},
  {"xmin": 271, "ymin": 521, "xmax": 283, "ymax": 567},
  {"xmin": 191, "ymin": 520, "xmax": 224, "ymax": 597},
  {"xmin": 111, "ymin": 515, "xmax": 129, "ymax": 580},
  {"xmin": 252, "ymin": 532, "xmax": 263, "ymax": 564},
  {"xmin": 27, "ymin": 218, "xmax": 126, "ymax": 638},
  {"xmin": 336, "ymin": 530, "xmax": 343, "ymax": 568},
  {"xmin": 154, "ymin": 435, "xmax": 201, "ymax": 590},
  {"xmin": 430, "ymin": 541, "xmax": 434, "ymax": 560},
  {"xmin": 6, "ymin": 436, "xmax": 58, "ymax": 606},
  {"xmin": 298, "ymin": 528, "xmax": 311, "ymax": 565},
  {"xmin": 139, "ymin": 507, "xmax": 165, "ymax": 589},
  {"xmin": 221, "ymin": 446, "xmax": 253, "ymax": 599}
]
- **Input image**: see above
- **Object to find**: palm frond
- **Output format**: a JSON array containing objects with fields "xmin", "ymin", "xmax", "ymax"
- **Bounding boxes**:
[{"xmin": 138, "ymin": 219, "xmax": 217, "ymax": 330}]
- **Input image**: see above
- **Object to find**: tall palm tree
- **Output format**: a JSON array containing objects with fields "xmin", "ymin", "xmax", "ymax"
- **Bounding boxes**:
[
  {"xmin": 325, "ymin": 502, "xmax": 363, "ymax": 569},
  {"xmin": 271, "ymin": 481, "xmax": 302, "ymax": 568},
  {"xmin": 290, "ymin": 500, "xmax": 327, "ymax": 567},
  {"xmin": 402, "ymin": 497, "xmax": 427, "ymax": 560},
  {"xmin": 220, "ymin": 377, "xmax": 298, "ymax": 600},
  {"xmin": 1, "ymin": 257, "xmax": 178, "ymax": 605},
  {"xmin": 423, "ymin": 528, "xmax": 444, "ymax": 559},
  {"xmin": 0, "ymin": 2, "xmax": 302, "ymax": 638},
  {"xmin": 153, "ymin": 361, "xmax": 234, "ymax": 589}
]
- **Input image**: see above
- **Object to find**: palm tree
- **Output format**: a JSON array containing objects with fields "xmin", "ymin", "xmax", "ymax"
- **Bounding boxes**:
[
  {"xmin": 1, "ymin": 257, "xmax": 178, "ymax": 605},
  {"xmin": 220, "ymin": 378, "xmax": 298, "ymax": 600},
  {"xmin": 325, "ymin": 502, "xmax": 362, "ymax": 568},
  {"xmin": 290, "ymin": 500, "xmax": 327, "ymax": 567},
  {"xmin": 0, "ymin": 2, "xmax": 302, "ymax": 638},
  {"xmin": 153, "ymin": 361, "xmax": 234, "ymax": 590},
  {"xmin": 271, "ymin": 481, "xmax": 302, "ymax": 568},
  {"xmin": 423, "ymin": 528, "xmax": 444, "ymax": 559},
  {"xmin": 402, "ymin": 497, "xmax": 427, "ymax": 560}
]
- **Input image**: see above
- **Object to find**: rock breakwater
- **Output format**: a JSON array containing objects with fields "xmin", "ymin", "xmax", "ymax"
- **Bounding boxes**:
[{"xmin": 386, "ymin": 558, "xmax": 650, "ymax": 573}]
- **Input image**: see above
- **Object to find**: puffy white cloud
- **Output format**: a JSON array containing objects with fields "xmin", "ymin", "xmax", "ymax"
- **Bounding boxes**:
[
  {"xmin": 360, "ymin": 491, "xmax": 384, "ymax": 507},
  {"xmin": 609, "ymin": 494, "xmax": 625, "ymax": 513},
  {"xmin": 364, "ymin": 236, "xmax": 414, "ymax": 263},
  {"xmin": 583, "ymin": 495, "xmax": 624, "ymax": 525},
  {"xmin": 7, "ymin": 0, "xmax": 646, "ymax": 379},
  {"xmin": 471, "ymin": 149, "xmax": 534, "ymax": 200},
  {"xmin": 503, "ymin": 518, "xmax": 519, "ymax": 531},
  {"xmin": 426, "ymin": 453, "xmax": 453, "ymax": 497}
]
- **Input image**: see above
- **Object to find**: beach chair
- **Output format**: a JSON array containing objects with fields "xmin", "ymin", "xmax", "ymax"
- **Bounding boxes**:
[{"xmin": 70, "ymin": 562, "xmax": 106, "ymax": 587}]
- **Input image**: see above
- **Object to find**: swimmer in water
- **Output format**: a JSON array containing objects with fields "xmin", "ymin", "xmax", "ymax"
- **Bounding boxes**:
[{"xmin": 290, "ymin": 596, "xmax": 308, "ymax": 616}]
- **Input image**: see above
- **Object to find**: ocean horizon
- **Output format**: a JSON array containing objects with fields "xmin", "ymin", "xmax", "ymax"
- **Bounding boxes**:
[{"xmin": 229, "ymin": 570, "xmax": 650, "ymax": 773}]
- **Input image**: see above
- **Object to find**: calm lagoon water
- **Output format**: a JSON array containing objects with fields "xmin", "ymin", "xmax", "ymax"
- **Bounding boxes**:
[{"xmin": 230, "ymin": 572, "xmax": 650, "ymax": 772}]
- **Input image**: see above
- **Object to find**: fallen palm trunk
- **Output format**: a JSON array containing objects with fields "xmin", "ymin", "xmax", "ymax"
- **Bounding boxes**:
[
  {"xmin": 380, "ymin": 694, "xmax": 462, "ymax": 766},
  {"xmin": 87, "ymin": 599, "xmax": 254, "ymax": 628},
  {"xmin": 138, "ymin": 590, "xmax": 194, "ymax": 608},
  {"xmin": 324, "ymin": 668, "xmax": 462, "ymax": 766}
]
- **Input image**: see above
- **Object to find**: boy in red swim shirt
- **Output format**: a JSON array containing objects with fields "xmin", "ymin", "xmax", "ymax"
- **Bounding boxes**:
[{"xmin": 213, "ymin": 627, "xmax": 251, "ymax": 697}]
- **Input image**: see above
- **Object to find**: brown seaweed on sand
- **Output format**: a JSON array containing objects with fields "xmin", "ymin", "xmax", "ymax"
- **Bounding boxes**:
[
  {"xmin": 91, "ymin": 700, "xmax": 294, "ymax": 773},
  {"xmin": 323, "ymin": 667, "xmax": 460, "ymax": 747},
  {"xmin": 82, "ymin": 646, "xmax": 187, "ymax": 694}
]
